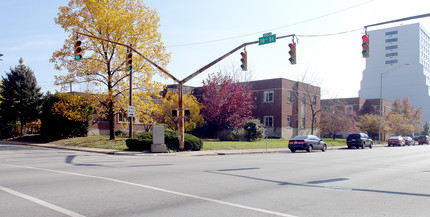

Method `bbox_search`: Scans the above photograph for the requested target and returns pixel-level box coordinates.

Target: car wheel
[361,142,366,149]
[290,149,296,153]
[347,145,351,149]
[307,145,313,152]
[322,145,327,152]
[369,142,373,149]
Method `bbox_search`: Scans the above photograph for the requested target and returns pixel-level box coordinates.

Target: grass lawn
[11,135,347,151]
[47,135,128,150]
[203,138,346,150]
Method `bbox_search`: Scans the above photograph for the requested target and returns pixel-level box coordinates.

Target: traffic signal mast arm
[75,32,181,83]
[182,34,296,83]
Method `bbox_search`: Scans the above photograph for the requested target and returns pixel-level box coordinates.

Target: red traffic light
[288,43,296,65]
[288,43,295,49]
[362,35,369,58]
[362,35,369,42]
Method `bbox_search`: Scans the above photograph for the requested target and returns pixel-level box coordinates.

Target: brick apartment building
[246,78,320,139]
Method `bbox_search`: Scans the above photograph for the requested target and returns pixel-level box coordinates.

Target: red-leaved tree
[202,72,255,129]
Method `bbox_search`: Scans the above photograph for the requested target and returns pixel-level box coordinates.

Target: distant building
[320,97,392,138]
[359,23,430,124]
[320,97,392,116]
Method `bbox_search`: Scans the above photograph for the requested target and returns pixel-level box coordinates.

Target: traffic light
[362,34,369,58]
[288,43,296,64]
[126,49,132,71]
[172,110,178,117]
[240,51,247,71]
[74,40,82,60]
[184,109,190,116]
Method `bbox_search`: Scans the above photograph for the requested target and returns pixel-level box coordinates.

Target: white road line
[0,185,85,217]
[0,163,296,217]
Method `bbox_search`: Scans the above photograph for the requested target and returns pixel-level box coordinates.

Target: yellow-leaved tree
[158,91,204,132]
[50,0,170,140]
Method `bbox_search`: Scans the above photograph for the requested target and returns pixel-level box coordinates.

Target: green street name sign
[259,33,276,45]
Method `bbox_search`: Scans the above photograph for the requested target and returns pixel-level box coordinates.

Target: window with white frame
[263,90,274,103]
[345,105,353,114]
[287,115,291,127]
[264,116,274,127]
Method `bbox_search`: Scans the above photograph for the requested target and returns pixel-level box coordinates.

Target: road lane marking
[0,185,85,217]
[0,163,296,217]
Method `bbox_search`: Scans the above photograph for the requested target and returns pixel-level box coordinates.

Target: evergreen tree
[0,58,42,136]
[423,121,429,136]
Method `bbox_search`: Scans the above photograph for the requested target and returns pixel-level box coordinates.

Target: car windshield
[348,134,360,139]
[390,136,401,139]
[292,135,308,140]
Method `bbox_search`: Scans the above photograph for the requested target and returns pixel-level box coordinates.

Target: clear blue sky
[1,0,430,98]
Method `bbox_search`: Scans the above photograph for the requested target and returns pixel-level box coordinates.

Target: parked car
[288,135,327,152]
[388,136,405,146]
[346,133,373,149]
[418,135,429,145]
[403,136,415,146]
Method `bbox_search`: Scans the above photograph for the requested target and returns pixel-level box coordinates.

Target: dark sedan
[288,135,327,152]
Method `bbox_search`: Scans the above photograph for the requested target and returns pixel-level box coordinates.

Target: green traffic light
[289,57,295,64]
[75,55,82,60]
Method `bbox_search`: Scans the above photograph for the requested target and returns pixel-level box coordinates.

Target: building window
[385,45,398,50]
[118,112,128,123]
[312,95,317,105]
[287,115,291,127]
[385,59,398,64]
[385,30,398,36]
[264,116,274,127]
[345,105,353,114]
[287,91,292,103]
[264,90,274,103]
[301,116,306,128]
[386,52,398,57]
[385,38,398,43]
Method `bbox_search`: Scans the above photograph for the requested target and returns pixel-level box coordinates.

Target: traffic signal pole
[76,32,295,150]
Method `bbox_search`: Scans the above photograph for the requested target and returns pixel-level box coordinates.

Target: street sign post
[259,33,276,45]
[127,106,135,117]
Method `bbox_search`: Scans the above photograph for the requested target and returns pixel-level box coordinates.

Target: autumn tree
[158,91,204,132]
[357,113,388,140]
[319,100,358,139]
[388,97,422,135]
[50,0,170,140]
[0,58,42,136]
[202,72,255,129]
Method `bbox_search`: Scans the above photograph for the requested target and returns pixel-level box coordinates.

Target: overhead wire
[166,0,374,48]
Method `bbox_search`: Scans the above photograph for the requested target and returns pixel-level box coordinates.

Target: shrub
[126,138,152,151]
[243,119,265,142]
[217,129,235,141]
[131,130,203,151]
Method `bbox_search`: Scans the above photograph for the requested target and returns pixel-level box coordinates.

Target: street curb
[1,140,387,157]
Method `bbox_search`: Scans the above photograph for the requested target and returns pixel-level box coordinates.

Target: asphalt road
[1,143,430,217]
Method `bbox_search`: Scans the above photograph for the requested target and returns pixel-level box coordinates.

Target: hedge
[126,130,203,151]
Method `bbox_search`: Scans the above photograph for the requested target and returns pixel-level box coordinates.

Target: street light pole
[378,63,410,144]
